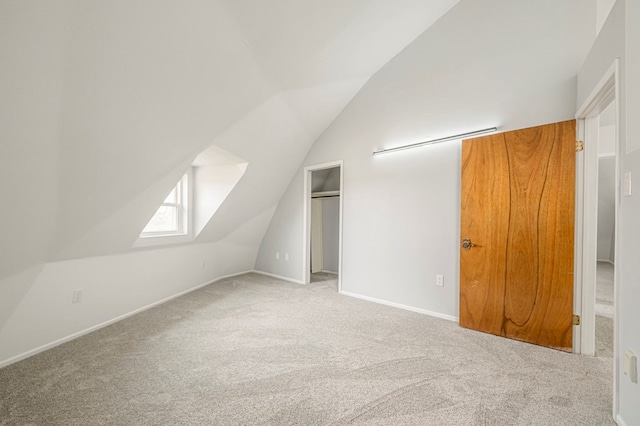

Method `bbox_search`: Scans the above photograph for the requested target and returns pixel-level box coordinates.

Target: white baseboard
[596,259,615,265]
[321,270,338,275]
[0,270,253,369]
[616,414,627,426]
[340,290,459,323]
[251,269,305,285]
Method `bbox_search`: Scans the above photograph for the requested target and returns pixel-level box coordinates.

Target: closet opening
[303,161,343,291]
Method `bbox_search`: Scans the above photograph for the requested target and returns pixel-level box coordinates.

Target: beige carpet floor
[0,273,615,425]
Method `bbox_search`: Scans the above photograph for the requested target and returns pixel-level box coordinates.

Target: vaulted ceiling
[1,0,461,278]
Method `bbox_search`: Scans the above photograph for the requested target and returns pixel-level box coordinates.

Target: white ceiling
[225,0,461,90]
[37,0,461,260]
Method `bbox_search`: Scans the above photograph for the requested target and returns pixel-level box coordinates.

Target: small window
[141,173,189,237]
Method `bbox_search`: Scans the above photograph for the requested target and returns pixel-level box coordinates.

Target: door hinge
[576,140,584,152]
[573,314,581,326]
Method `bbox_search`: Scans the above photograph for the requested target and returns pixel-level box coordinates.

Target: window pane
[164,187,177,204]
[142,205,178,233]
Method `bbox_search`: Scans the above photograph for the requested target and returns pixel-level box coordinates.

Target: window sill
[133,233,192,249]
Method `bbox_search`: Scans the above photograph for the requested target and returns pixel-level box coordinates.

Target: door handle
[461,238,475,251]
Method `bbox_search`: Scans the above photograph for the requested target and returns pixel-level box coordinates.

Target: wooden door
[459,120,576,351]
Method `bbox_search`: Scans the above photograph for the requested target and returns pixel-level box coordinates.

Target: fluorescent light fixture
[373,127,498,156]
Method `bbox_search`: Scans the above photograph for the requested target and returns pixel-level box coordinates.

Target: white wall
[577,0,640,423]
[256,0,595,319]
[311,167,341,193]
[0,209,272,367]
[0,241,256,366]
[254,174,305,281]
[597,0,617,35]
[598,120,616,263]
[192,163,248,238]
[321,168,341,193]
[621,0,640,421]
[599,124,617,154]
[322,197,340,274]
[597,156,616,262]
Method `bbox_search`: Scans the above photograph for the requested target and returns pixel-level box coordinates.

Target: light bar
[373,127,498,156]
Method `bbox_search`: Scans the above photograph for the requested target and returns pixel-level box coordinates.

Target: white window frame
[140,172,193,240]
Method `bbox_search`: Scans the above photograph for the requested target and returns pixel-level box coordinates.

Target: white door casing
[575,58,619,418]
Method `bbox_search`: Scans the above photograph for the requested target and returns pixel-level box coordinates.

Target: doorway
[575,59,619,418]
[303,161,343,290]
[595,101,616,359]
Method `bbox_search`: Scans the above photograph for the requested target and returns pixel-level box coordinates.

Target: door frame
[302,160,344,290]
[574,59,619,417]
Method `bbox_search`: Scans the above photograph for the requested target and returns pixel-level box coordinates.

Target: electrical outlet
[72,289,83,304]
[276,252,280,260]
[285,253,289,261]
[436,275,444,287]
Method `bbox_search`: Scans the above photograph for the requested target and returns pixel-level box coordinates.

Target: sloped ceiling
[0,2,70,279]
[43,0,461,260]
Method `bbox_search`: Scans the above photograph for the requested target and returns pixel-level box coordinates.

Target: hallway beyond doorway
[596,261,614,358]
